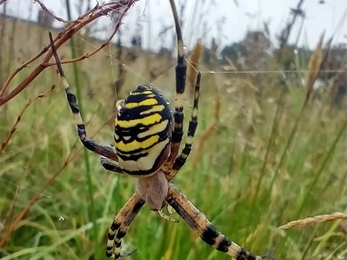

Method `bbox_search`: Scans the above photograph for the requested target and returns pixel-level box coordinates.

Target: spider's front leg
[49,32,119,161]
[166,185,274,260]
[106,191,145,259]
[100,156,123,173]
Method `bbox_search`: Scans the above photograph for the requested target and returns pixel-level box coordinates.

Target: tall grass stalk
[296,119,347,216]
[64,0,97,249]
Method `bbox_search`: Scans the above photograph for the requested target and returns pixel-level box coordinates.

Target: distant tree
[220,31,270,70]
[131,35,142,49]
[243,31,271,68]
[320,43,346,81]
[201,44,211,65]
[273,44,311,71]
[322,43,347,104]
[157,47,172,57]
[37,9,54,28]
[220,42,246,64]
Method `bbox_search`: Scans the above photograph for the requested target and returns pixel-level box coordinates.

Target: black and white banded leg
[166,185,274,260]
[49,32,119,161]
[163,0,187,169]
[106,192,145,259]
[168,72,201,181]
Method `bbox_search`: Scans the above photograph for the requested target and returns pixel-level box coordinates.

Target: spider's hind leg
[106,192,145,259]
[166,185,274,260]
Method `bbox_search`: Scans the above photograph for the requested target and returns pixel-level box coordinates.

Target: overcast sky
[2,0,347,51]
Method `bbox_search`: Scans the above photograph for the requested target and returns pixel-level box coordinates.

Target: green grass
[1,19,346,260]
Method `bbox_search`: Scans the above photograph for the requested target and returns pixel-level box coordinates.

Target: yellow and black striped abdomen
[114,85,172,176]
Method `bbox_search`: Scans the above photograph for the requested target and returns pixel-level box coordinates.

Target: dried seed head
[187,41,203,96]
[304,32,324,100]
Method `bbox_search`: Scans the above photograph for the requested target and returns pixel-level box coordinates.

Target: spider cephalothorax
[50,0,273,259]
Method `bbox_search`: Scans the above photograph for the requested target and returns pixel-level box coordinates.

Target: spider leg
[49,32,119,161]
[167,72,200,181]
[166,185,273,260]
[106,192,145,259]
[163,0,186,169]
[100,156,123,173]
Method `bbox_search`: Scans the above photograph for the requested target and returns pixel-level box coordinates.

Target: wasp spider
[49,0,273,259]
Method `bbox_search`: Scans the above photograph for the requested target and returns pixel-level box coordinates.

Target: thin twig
[34,0,70,24]
[0,0,139,106]
[278,0,305,49]
[0,85,56,153]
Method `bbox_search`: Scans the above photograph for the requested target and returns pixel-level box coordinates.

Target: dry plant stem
[0,85,56,153]
[34,0,70,24]
[0,112,116,247]
[2,149,34,230]
[187,41,202,96]
[0,158,78,248]
[0,0,139,106]
[268,35,325,193]
[278,212,347,229]
[278,0,304,49]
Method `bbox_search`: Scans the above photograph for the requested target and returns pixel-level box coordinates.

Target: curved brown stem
[0,0,140,106]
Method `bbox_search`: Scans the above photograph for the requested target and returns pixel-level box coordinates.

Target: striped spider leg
[106,192,145,258]
[49,33,120,165]
[160,0,200,182]
[167,186,274,260]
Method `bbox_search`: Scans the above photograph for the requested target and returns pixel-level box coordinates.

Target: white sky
[2,0,347,51]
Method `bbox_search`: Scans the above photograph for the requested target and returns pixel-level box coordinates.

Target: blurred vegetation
[0,2,347,260]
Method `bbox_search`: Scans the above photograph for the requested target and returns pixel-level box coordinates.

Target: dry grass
[304,33,324,101]
[279,212,347,229]
[187,41,202,96]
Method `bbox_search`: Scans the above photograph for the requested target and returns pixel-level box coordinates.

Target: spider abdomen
[114,85,173,176]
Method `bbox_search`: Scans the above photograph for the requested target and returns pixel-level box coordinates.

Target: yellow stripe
[124,98,158,109]
[117,135,159,152]
[118,139,170,172]
[140,104,165,115]
[137,120,168,139]
[130,90,153,95]
[117,113,162,128]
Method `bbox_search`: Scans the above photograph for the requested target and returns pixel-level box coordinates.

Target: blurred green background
[0,1,346,259]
